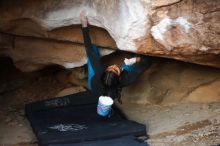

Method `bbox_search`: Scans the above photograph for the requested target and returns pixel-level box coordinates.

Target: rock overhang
[0,0,220,71]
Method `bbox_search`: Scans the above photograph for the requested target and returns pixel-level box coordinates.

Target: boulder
[0,0,220,71]
[0,33,114,72]
[121,59,220,105]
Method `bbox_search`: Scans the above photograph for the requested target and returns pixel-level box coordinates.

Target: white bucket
[97,96,113,117]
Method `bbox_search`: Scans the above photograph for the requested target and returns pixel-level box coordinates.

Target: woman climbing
[80,11,151,104]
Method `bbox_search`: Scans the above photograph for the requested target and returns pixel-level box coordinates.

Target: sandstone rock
[55,86,86,97]
[121,59,220,105]
[185,80,220,103]
[0,0,220,70]
[0,33,114,71]
[54,67,88,88]
[1,20,116,49]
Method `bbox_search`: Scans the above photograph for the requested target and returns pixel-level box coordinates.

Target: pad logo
[49,124,88,132]
[45,98,70,107]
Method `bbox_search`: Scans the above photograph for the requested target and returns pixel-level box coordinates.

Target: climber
[80,11,151,103]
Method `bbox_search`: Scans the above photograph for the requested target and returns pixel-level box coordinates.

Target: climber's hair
[102,70,119,88]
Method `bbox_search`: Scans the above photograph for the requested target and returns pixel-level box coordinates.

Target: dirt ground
[117,102,220,146]
[0,58,219,146]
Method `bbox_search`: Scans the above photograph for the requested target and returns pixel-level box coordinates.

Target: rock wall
[0,0,220,71]
[0,30,114,72]
[121,59,220,105]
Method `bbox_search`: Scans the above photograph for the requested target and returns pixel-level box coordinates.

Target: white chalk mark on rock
[151,17,192,51]
[151,17,172,41]
[199,46,209,51]
[63,59,87,69]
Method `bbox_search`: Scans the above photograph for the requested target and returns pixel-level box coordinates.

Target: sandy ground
[0,59,219,146]
[118,102,220,146]
[0,75,63,146]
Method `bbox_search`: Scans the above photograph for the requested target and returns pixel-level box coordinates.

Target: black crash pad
[26,104,146,145]
[26,91,98,111]
[49,136,149,146]
[25,91,146,146]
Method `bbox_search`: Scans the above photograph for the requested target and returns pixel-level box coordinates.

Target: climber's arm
[81,11,104,77]
[119,55,152,87]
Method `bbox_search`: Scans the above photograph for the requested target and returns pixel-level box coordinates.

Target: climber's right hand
[80,11,88,27]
